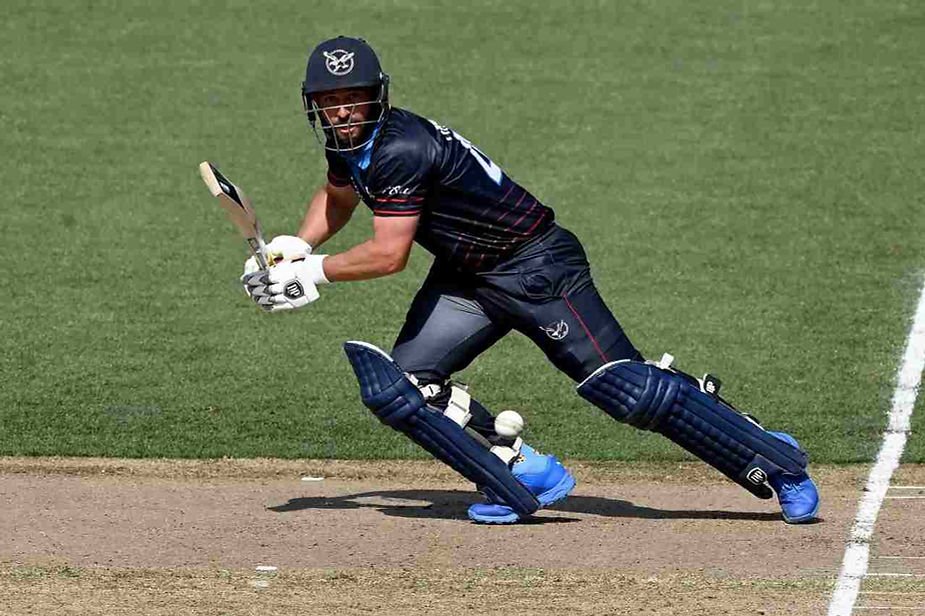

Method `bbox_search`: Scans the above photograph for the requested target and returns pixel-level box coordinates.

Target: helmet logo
[323,50,355,76]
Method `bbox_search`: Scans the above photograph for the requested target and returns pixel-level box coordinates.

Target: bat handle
[255,236,271,270]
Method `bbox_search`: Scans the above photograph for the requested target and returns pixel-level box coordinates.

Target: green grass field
[2,0,923,463]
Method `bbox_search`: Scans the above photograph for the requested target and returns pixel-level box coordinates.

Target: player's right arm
[296,180,360,249]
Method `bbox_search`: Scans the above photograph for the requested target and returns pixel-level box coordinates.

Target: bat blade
[198,161,269,270]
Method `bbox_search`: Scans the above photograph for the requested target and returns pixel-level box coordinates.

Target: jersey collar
[341,124,381,172]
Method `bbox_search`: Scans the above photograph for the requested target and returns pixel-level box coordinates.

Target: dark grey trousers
[391,225,642,440]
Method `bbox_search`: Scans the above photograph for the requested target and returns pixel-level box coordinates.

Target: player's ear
[379,72,390,104]
[301,85,315,122]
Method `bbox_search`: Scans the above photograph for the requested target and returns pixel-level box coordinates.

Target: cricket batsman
[242,36,820,524]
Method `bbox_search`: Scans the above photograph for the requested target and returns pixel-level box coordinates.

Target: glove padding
[241,256,327,312]
[242,235,313,301]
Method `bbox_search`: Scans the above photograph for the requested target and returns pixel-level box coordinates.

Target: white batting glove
[266,235,312,262]
[242,235,313,298]
[241,255,329,312]
[242,235,312,278]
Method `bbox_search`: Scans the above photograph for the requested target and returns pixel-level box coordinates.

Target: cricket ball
[494,410,524,438]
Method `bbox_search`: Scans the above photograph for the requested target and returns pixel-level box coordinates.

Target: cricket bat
[198,161,270,270]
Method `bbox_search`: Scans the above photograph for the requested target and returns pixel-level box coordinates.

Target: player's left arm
[242,135,429,310]
[320,213,419,281]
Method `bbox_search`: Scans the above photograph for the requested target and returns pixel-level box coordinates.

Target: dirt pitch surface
[2,458,923,615]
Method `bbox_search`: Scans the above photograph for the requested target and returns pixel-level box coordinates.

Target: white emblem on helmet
[323,50,355,76]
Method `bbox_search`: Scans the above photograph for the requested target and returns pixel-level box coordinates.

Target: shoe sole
[468,472,577,525]
[536,470,576,507]
[468,509,520,524]
[782,498,820,524]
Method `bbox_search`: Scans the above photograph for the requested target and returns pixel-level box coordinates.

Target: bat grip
[255,236,270,270]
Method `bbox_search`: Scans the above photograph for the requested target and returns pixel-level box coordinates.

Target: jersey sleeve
[324,150,353,188]
[366,140,433,217]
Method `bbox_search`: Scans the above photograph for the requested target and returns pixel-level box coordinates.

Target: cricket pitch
[2,458,923,615]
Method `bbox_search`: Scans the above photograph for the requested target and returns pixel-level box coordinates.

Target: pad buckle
[656,353,675,369]
[490,437,524,466]
[444,383,472,428]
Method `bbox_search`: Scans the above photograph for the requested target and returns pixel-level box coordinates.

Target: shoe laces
[772,473,805,496]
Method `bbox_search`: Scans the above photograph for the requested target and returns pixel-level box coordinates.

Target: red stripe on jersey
[462,239,475,265]
[473,183,517,225]
[562,293,608,363]
[506,199,538,233]
[372,208,422,216]
[499,183,516,204]
[494,189,527,225]
[374,196,425,203]
[522,209,550,236]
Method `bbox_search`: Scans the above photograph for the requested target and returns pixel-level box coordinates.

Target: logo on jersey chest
[541,320,569,341]
[323,50,355,76]
[384,185,413,196]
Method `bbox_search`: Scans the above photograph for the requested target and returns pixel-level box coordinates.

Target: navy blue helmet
[301,36,390,152]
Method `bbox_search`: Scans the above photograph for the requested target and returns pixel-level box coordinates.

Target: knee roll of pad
[577,358,808,499]
[343,341,539,516]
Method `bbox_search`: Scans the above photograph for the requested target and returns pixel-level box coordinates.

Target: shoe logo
[323,50,355,76]
[746,467,768,485]
[541,320,569,341]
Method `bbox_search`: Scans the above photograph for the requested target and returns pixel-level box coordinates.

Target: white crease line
[884,495,925,499]
[856,608,925,612]
[889,486,925,489]
[865,573,925,578]
[827,274,925,616]
[860,591,925,595]
[875,556,925,560]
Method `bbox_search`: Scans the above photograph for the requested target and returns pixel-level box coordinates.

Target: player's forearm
[321,239,409,282]
[297,187,355,249]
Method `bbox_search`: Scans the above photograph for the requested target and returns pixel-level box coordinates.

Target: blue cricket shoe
[768,431,820,524]
[468,444,576,524]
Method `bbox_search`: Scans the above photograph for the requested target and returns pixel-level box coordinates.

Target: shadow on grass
[267,489,784,523]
